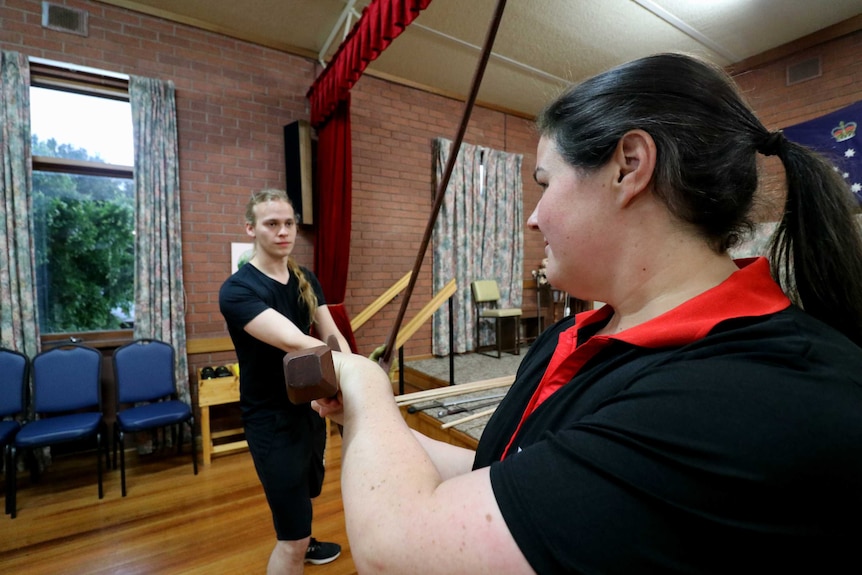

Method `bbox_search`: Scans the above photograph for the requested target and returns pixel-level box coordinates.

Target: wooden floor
[0,431,357,574]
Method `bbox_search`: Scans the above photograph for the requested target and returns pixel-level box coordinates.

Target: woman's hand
[311,351,393,424]
[312,393,344,423]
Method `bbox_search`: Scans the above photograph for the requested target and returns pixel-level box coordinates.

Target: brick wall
[2,0,860,363]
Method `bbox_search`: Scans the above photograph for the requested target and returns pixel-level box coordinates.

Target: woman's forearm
[411,430,477,480]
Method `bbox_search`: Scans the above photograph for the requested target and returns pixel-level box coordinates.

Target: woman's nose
[526,205,540,230]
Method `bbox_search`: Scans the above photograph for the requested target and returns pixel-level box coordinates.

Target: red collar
[576,256,790,348]
[501,257,790,459]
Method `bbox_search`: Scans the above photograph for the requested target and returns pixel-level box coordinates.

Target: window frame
[30,62,136,349]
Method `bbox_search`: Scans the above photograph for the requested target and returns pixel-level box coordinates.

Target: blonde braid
[287,256,318,323]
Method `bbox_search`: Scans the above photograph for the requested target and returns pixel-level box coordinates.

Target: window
[29,63,135,337]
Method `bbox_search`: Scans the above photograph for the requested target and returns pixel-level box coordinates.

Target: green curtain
[432,138,523,355]
[0,51,40,360]
[129,76,189,406]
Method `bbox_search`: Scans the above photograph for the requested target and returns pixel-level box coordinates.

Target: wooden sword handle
[283,345,338,404]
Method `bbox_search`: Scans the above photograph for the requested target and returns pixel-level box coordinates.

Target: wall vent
[42,2,88,37]
[786,57,821,86]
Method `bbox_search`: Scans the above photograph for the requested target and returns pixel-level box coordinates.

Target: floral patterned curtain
[129,76,189,404]
[432,137,523,355]
[0,51,40,360]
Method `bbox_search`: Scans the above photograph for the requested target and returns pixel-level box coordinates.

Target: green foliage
[32,136,135,333]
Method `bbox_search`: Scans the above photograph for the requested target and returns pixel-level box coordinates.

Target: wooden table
[197,372,247,465]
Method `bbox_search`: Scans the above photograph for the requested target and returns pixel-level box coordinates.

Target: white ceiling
[98,0,862,117]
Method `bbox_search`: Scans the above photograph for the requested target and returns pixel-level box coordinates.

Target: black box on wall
[284,120,315,225]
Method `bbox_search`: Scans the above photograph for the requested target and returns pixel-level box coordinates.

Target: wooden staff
[395,375,514,407]
[441,406,499,430]
[378,0,509,371]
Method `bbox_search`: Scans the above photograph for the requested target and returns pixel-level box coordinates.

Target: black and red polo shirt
[474,257,862,573]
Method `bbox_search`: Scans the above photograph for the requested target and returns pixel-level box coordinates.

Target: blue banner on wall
[782,101,861,205]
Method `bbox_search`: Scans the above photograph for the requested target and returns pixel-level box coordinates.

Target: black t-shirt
[474,306,862,573]
[219,263,326,420]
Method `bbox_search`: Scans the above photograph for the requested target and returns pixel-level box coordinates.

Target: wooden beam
[441,405,498,429]
[350,271,412,332]
[395,278,457,350]
[395,374,514,406]
[379,0,509,370]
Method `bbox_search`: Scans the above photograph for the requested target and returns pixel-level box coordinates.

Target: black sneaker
[305,537,341,565]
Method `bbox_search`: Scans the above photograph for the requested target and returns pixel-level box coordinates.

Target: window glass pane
[30,86,133,165]
[33,171,135,333]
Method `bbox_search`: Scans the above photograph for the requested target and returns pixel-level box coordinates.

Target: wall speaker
[284,120,315,225]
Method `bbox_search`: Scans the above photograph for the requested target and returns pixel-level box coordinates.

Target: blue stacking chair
[112,339,197,497]
[1,348,29,517]
[8,344,108,518]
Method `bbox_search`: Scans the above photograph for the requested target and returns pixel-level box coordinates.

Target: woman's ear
[613,129,657,208]
[245,222,256,238]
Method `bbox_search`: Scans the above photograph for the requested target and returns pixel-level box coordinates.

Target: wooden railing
[392,277,456,351]
[350,271,411,333]
[369,278,458,393]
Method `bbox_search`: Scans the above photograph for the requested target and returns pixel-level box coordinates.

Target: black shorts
[244,408,326,540]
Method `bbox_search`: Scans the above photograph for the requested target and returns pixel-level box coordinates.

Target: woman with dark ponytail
[219,189,348,573]
[313,54,862,574]
[532,52,862,346]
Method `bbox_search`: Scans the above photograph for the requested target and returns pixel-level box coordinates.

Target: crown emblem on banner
[832,121,857,142]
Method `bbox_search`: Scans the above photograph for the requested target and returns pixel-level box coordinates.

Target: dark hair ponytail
[768,139,862,346]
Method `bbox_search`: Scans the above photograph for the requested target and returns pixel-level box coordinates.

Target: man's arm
[244,308,324,352]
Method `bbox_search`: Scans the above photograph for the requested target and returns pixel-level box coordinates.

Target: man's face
[246,199,297,259]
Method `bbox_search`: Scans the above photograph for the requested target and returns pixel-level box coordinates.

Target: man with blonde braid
[220,189,349,574]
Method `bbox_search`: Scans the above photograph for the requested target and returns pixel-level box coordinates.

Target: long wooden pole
[394,374,514,406]
[441,406,499,429]
[378,0,509,371]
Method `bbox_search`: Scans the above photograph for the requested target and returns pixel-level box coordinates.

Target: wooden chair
[470,280,522,358]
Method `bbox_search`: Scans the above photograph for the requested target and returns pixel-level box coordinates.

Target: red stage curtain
[307,0,432,353]
[325,303,359,353]
[308,0,432,127]
[314,98,357,352]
